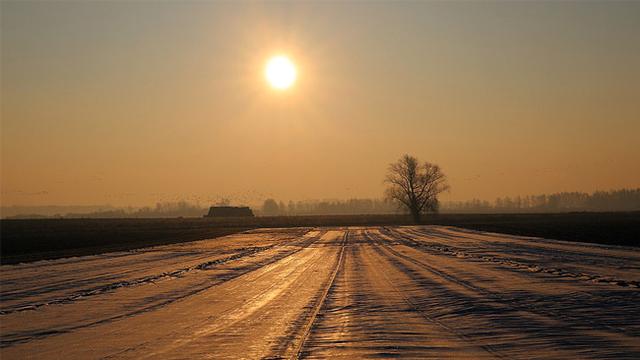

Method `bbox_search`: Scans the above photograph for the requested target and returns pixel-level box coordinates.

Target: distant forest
[262,188,640,216]
[2,189,639,219]
[443,188,640,213]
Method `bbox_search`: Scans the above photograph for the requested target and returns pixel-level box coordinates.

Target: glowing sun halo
[265,56,297,90]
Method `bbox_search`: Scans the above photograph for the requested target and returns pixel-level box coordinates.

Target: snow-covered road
[2,226,639,359]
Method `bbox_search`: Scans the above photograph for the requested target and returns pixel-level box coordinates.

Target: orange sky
[2,2,639,206]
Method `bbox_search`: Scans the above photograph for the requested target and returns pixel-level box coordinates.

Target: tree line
[6,189,638,219]
[259,189,640,216]
[444,188,640,213]
[260,198,397,216]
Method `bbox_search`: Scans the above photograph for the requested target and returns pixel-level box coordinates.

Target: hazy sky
[2,1,639,206]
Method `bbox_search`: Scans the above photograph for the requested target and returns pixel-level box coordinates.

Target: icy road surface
[1,226,639,359]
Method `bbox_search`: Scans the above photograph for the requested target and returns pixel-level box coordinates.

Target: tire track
[1,230,313,306]
[128,236,336,359]
[366,243,507,359]
[368,230,638,338]
[0,230,328,348]
[1,245,276,315]
[291,231,347,360]
[262,230,348,360]
[388,227,640,289]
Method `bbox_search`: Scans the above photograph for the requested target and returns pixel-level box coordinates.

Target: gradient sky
[2,1,639,207]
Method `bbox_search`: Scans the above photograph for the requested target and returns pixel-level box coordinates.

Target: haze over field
[2,2,639,207]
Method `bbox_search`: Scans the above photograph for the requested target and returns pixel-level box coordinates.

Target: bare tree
[262,198,280,216]
[385,154,449,223]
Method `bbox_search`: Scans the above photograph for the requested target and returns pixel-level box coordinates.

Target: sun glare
[265,55,297,90]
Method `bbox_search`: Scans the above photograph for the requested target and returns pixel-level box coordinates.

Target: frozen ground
[1,226,639,359]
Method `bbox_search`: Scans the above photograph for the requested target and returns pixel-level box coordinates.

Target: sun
[265,55,297,90]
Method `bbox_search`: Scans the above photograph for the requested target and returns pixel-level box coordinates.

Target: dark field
[1,212,638,264]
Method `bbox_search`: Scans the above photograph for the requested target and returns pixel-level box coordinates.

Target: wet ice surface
[1,226,639,359]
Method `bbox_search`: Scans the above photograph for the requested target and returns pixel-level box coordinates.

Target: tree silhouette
[385,154,449,223]
[262,199,280,216]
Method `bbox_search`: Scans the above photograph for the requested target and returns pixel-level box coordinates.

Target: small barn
[205,206,254,218]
